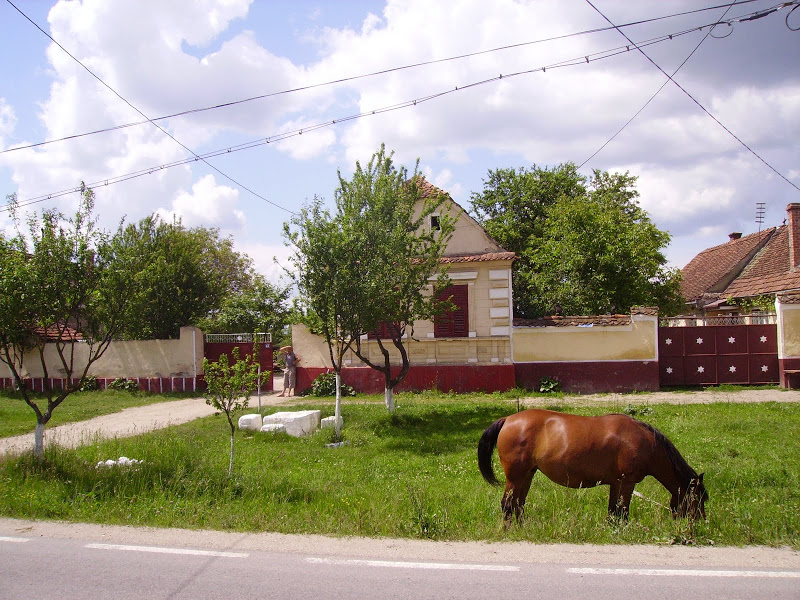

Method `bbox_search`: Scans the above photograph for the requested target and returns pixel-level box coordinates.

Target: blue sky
[1,0,798,285]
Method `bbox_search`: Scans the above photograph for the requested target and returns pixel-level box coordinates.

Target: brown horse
[478,409,707,523]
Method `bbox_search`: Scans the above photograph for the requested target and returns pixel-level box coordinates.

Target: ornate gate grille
[659,323,778,386]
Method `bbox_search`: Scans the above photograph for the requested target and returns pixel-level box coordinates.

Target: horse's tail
[478,417,506,486]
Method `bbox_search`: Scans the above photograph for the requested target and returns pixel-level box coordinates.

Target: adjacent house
[292,179,517,393]
[679,203,800,319]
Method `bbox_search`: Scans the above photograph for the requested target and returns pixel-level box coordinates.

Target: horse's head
[676,473,708,520]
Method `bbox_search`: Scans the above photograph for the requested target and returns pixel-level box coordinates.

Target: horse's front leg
[607,480,635,521]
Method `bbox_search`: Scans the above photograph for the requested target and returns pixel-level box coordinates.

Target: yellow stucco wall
[778,303,800,358]
[512,316,658,363]
[0,326,203,379]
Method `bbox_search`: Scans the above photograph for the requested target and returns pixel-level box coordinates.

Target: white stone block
[238,413,263,431]
[262,410,322,437]
[260,423,286,434]
[321,416,341,429]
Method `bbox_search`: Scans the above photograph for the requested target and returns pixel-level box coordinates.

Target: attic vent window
[430,215,440,231]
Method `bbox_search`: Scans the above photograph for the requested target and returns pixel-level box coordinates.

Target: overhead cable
[584,0,800,193]
[5,0,295,214]
[0,0,779,156]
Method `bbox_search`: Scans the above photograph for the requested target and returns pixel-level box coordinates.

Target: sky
[1,0,798,287]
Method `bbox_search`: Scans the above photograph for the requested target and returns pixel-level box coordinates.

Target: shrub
[79,375,99,392]
[538,376,561,394]
[308,371,356,397]
[108,378,139,392]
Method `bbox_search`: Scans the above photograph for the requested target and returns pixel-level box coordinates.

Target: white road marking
[307,557,519,572]
[86,543,248,558]
[0,536,30,543]
[567,567,800,579]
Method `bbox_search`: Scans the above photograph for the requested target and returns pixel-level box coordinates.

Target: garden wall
[0,326,203,392]
[512,308,660,393]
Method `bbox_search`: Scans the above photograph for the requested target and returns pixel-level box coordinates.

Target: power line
[5,0,295,214]
[5,1,797,213]
[0,0,772,156]
[3,21,723,213]
[579,0,740,168]
[584,0,800,193]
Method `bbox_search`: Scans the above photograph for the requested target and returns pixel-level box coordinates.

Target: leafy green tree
[471,163,682,318]
[336,146,453,412]
[197,275,291,344]
[111,215,255,339]
[0,186,136,458]
[284,199,360,436]
[202,346,260,476]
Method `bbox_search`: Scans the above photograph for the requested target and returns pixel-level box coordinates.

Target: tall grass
[0,398,797,547]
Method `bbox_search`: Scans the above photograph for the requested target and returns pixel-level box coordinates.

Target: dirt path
[2,388,798,457]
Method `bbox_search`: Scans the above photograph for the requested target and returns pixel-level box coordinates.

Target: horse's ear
[698,473,704,483]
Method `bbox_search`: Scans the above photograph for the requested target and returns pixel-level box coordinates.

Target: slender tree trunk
[34,421,46,459]
[384,386,395,413]
[334,371,343,439]
[228,431,235,477]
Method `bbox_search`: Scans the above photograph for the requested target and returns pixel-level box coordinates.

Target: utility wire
[3,21,721,212]
[0,0,774,156]
[5,3,796,213]
[584,0,800,193]
[579,0,739,168]
[5,0,296,214]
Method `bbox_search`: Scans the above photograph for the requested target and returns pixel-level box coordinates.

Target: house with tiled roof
[680,203,800,316]
[292,179,517,393]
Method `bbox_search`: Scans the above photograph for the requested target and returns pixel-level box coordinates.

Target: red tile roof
[680,228,775,302]
[681,220,800,304]
[514,314,632,327]
[34,324,84,342]
[440,251,516,264]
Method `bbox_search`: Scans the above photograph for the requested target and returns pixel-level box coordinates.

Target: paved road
[1,519,798,600]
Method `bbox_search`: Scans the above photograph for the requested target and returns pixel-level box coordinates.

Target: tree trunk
[228,432,235,477]
[384,386,395,413]
[34,421,45,459]
[334,372,343,439]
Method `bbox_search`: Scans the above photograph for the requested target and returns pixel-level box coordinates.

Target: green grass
[0,389,196,438]
[1,397,797,547]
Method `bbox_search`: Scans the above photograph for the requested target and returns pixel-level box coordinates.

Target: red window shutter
[368,321,398,339]
[435,285,469,338]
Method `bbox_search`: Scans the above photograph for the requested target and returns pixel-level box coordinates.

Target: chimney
[728,232,742,241]
[789,203,800,270]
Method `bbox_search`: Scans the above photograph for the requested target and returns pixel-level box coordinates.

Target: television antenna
[756,202,766,232]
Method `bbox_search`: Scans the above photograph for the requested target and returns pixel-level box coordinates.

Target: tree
[202,346,260,477]
[284,199,359,437]
[196,275,291,344]
[110,215,255,339]
[0,186,136,458]
[336,147,453,412]
[471,164,682,318]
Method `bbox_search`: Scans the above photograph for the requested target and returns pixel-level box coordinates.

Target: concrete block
[262,410,321,437]
[260,423,286,434]
[238,413,263,431]
[321,416,341,429]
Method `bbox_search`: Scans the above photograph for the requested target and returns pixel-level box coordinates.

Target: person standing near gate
[277,345,299,397]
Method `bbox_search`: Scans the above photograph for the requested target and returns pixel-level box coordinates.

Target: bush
[108,378,139,393]
[308,371,356,397]
[538,376,561,394]
[79,375,99,392]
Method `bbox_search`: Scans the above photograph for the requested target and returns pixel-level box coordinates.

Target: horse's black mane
[634,419,697,483]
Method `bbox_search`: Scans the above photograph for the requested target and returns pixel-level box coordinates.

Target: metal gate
[203,333,274,391]
[659,324,778,386]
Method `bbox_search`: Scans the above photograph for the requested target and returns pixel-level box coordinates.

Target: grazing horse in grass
[478,409,707,523]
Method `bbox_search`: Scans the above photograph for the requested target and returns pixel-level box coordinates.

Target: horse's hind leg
[501,469,536,525]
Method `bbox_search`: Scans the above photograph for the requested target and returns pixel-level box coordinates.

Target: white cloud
[155,174,244,230]
[0,98,16,150]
